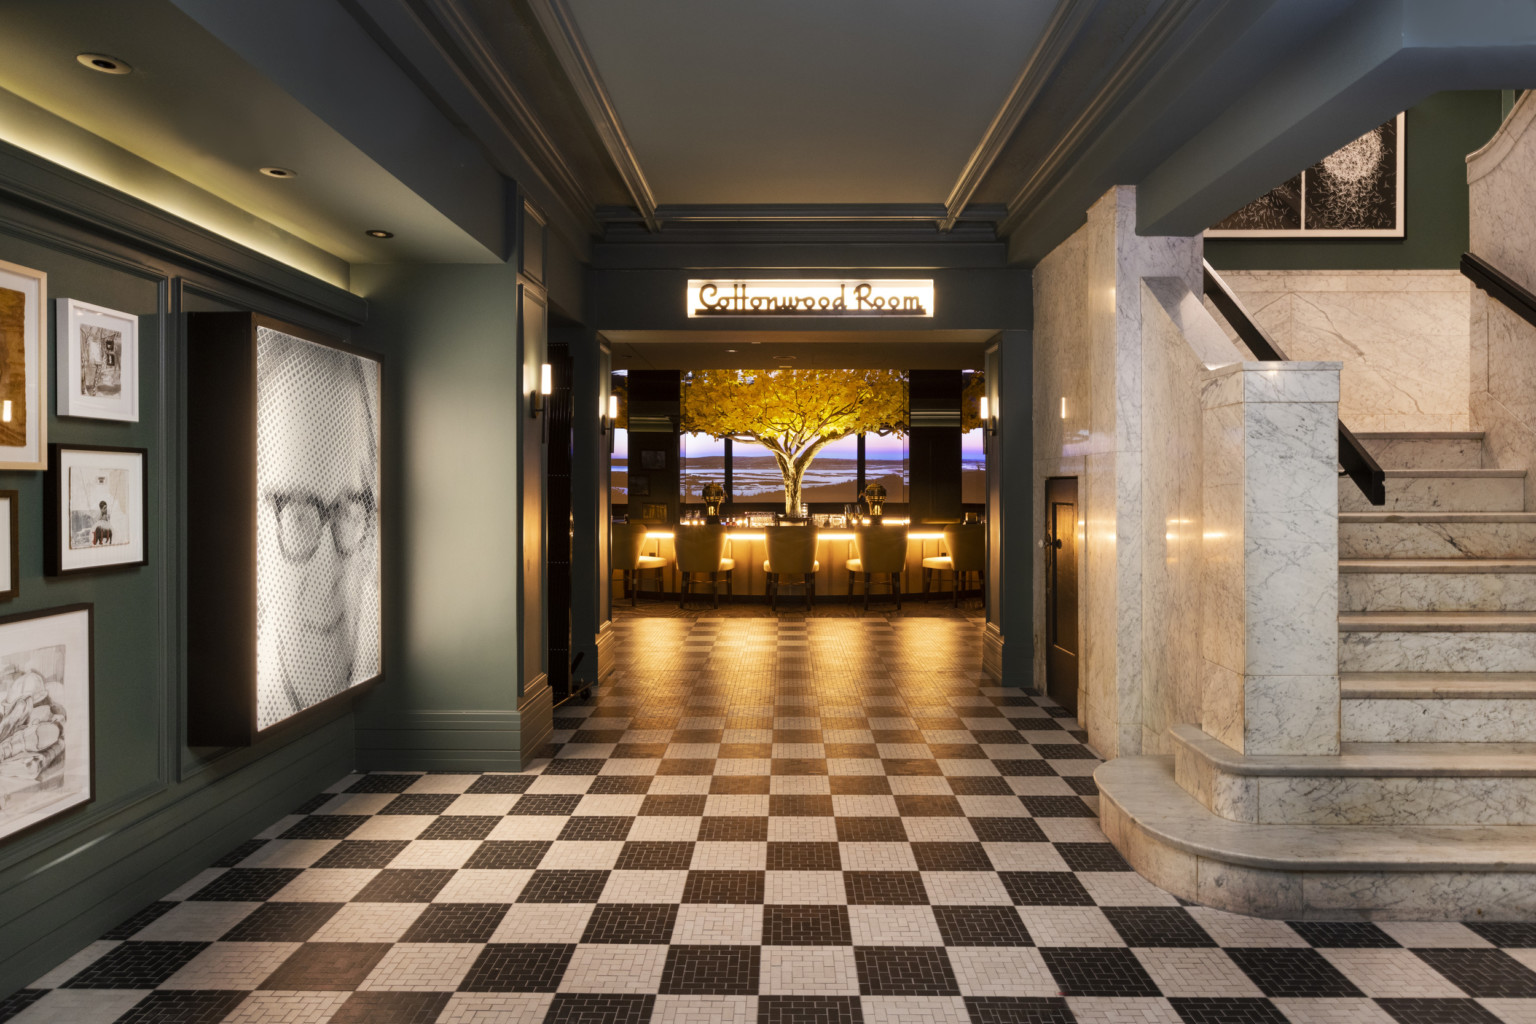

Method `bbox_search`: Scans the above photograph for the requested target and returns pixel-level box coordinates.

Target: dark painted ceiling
[606,330,994,370]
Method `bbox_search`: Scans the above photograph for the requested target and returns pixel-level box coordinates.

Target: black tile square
[1064,776,1099,797]
[545,994,656,1024]
[1018,796,1095,818]
[512,794,584,816]
[1103,907,1215,947]
[459,943,576,992]
[545,758,607,776]
[582,903,679,944]
[1035,744,1095,760]
[893,795,964,817]
[1224,947,1364,998]
[559,816,635,841]
[211,840,269,868]
[378,793,456,816]
[911,842,992,872]
[259,942,392,990]
[464,840,552,870]
[0,990,46,1021]
[399,902,509,942]
[518,869,611,903]
[102,902,178,940]
[683,870,764,904]
[962,997,1074,1024]
[844,871,928,905]
[328,991,453,1024]
[1467,922,1536,947]
[417,815,500,841]
[763,905,852,945]
[1167,998,1291,1024]
[222,902,342,942]
[1412,948,1536,997]
[346,774,420,793]
[112,990,249,1024]
[352,869,456,903]
[767,841,842,871]
[829,776,892,795]
[1054,843,1130,873]
[466,774,537,794]
[947,776,1014,796]
[1288,921,1400,948]
[612,743,670,760]
[994,761,1057,777]
[590,776,655,795]
[188,868,302,902]
[61,941,208,989]
[658,759,717,776]
[641,794,708,817]
[279,815,367,841]
[1376,998,1505,1024]
[770,794,835,817]
[836,818,908,843]
[615,840,696,871]
[932,905,1033,947]
[315,840,411,869]
[1038,947,1160,997]
[970,818,1048,843]
[999,872,1095,907]
[699,817,769,842]
[759,995,863,1024]
[711,776,773,794]
[854,946,958,995]
[660,945,761,995]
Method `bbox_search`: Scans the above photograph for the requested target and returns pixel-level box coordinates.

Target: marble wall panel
[1242,674,1339,757]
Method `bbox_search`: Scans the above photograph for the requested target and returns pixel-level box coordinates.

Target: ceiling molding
[598,203,1008,226]
[939,0,1098,232]
[526,0,660,232]
[997,0,1212,238]
[414,0,596,227]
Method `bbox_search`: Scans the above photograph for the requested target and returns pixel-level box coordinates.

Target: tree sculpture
[681,369,908,514]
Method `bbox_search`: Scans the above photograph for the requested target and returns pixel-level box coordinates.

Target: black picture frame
[0,603,94,845]
[185,313,384,747]
[43,443,149,577]
[640,449,666,470]
[0,490,18,601]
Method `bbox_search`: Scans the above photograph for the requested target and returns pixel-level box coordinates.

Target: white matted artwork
[1207,113,1405,238]
[46,444,148,575]
[255,326,381,732]
[0,490,17,601]
[0,259,47,469]
[55,298,139,421]
[0,604,93,844]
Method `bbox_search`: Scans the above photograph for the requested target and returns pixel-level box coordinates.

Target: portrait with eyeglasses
[254,327,381,730]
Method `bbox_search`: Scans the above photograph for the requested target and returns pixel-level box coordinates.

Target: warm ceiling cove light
[77,53,131,74]
[365,229,394,239]
[259,166,297,179]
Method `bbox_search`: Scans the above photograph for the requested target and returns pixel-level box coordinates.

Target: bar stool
[847,523,908,610]
[675,524,734,608]
[922,523,985,606]
[763,524,820,611]
[612,522,668,605]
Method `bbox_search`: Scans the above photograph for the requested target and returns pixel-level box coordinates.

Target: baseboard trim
[517,674,553,770]
[982,622,1005,683]
[356,709,522,772]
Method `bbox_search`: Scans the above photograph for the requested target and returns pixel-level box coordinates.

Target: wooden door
[1045,477,1079,714]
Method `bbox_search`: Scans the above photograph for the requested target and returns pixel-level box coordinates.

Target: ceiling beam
[939,0,1098,232]
[526,0,660,232]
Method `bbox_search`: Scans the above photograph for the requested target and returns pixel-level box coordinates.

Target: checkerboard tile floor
[9,615,1536,1023]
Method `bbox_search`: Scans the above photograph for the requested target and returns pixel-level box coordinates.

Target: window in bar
[961,428,986,504]
[864,431,909,503]
[728,435,783,502]
[802,433,858,505]
[680,431,726,501]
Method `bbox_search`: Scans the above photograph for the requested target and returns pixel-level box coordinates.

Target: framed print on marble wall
[0,490,18,601]
[186,313,382,746]
[44,444,149,576]
[0,604,93,845]
[1207,113,1405,238]
[55,298,139,421]
[0,259,47,470]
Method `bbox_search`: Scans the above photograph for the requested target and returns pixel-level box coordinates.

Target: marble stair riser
[1343,697,1536,742]
[1355,437,1485,469]
[1339,520,1536,558]
[1339,571,1536,612]
[1339,630,1536,672]
[1338,474,1525,512]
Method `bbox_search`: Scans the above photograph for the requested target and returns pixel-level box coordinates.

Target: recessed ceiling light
[365,229,394,239]
[77,53,131,75]
[725,349,736,353]
[778,364,794,369]
[259,166,297,179]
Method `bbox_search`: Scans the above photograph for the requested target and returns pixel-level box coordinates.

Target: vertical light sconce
[531,362,552,417]
[979,395,995,436]
[1060,396,1067,420]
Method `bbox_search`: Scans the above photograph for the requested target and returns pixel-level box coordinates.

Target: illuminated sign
[688,279,934,317]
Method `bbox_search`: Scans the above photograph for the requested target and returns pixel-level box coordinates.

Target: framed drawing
[0,259,47,469]
[45,444,148,576]
[640,449,667,470]
[56,298,139,421]
[187,313,382,746]
[0,490,17,601]
[0,604,93,844]
[1208,113,1405,238]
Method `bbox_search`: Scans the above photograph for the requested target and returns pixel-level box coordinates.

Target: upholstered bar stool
[612,522,668,606]
[675,524,734,608]
[922,523,985,606]
[847,523,908,610]
[763,524,820,611]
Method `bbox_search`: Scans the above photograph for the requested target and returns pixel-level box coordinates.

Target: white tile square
[406,774,477,794]
[558,944,667,993]
[692,842,767,871]
[759,946,860,995]
[1064,996,1183,1024]
[1020,907,1125,946]
[833,796,900,818]
[271,868,378,903]
[982,842,1069,872]
[1375,921,1494,948]
[538,841,625,870]
[704,795,770,817]
[434,869,532,903]
[388,840,480,870]
[445,794,520,816]
[1269,998,1398,1024]
[130,901,262,941]
[436,992,553,1024]
[221,991,353,1024]
[921,872,1013,906]
[9,989,147,1024]
[1078,872,1180,907]
[651,995,757,1024]
[947,947,1058,996]
[764,871,846,905]
[1133,948,1262,998]
[573,795,645,816]
[859,995,971,1024]
[840,842,917,872]
[29,942,120,988]
[1320,948,1464,998]
[600,869,689,903]
[489,904,594,943]
[767,818,838,842]
[672,905,762,945]
[488,816,569,842]
[311,902,427,943]
[358,942,481,991]
[349,815,434,841]
[162,941,299,990]
[847,906,943,946]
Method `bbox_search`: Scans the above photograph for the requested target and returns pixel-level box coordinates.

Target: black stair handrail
[1202,260,1386,506]
[1462,251,1536,332]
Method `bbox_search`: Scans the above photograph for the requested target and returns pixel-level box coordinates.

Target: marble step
[1170,723,1536,826]
[1339,612,1536,672]
[1354,431,1485,470]
[1098,753,1536,920]
[1341,672,1536,742]
[1339,469,1525,513]
[1338,558,1536,612]
[1339,511,1536,559]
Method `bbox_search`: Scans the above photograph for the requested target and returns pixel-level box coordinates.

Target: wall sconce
[530,362,552,418]
[602,393,618,433]
[979,395,996,436]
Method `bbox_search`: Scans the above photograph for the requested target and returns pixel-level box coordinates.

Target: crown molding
[526,0,660,232]
[598,203,1007,228]
[939,0,1098,232]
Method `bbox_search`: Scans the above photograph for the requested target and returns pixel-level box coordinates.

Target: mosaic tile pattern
[10,615,1536,1023]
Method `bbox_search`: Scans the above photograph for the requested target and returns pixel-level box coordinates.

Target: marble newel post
[1199,362,1340,756]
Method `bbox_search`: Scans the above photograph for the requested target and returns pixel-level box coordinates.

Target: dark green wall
[0,146,366,998]
[1205,91,1505,271]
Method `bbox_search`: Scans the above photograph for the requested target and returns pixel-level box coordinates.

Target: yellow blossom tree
[682,369,908,514]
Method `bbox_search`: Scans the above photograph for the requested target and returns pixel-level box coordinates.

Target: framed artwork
[639,449,667,470]
[0,259,47,470]
[56,298,139,421]
[45,444,148,576]
[187,314,382,745]
[0,604,93,844]
[1208,113,1405,238]
[640,503,669,522]
[0,490,17,601]
[629,475,649,497]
